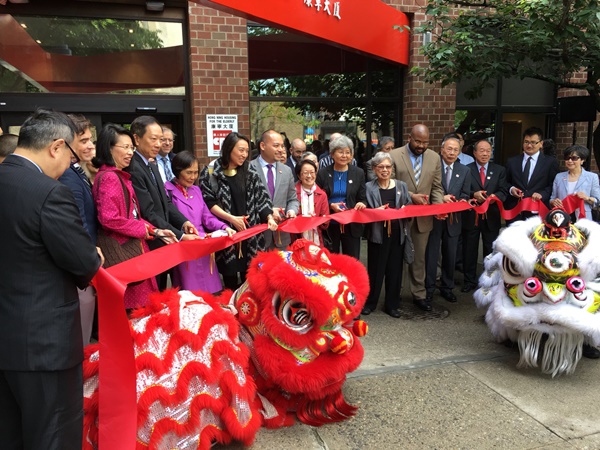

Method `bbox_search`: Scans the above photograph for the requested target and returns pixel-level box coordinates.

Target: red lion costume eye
[274,294,313,333]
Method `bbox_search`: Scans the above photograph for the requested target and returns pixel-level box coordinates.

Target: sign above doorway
[197,0,410,66]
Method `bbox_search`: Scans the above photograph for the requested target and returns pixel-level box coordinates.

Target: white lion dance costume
[475,209,600,376]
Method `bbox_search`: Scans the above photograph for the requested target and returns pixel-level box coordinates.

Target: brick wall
[188,5,249,165]
[385,1,457,148]
[555,72,599,171]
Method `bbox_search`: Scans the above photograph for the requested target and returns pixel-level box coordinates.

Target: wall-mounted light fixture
[422,32,432,46]
[146,1,165,12]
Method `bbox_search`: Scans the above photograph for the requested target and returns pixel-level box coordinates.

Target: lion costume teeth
[82,239,369,448]
[474,209,600,377]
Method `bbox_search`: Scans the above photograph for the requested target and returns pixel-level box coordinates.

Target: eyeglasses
[65,140,80,164]
[163,139,175,144]
[410,137,429,147]
[523,140,540,146]
[335,150,352,156]
[300,171,316,177]
[376,165,392,170]
[113,144,135,151]
[565,155,581,161]
[54,138,79,164]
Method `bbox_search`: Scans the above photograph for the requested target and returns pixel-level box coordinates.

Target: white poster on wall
[206,114,238,157]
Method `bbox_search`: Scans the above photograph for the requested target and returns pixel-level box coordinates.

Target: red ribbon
[94,194,585,449]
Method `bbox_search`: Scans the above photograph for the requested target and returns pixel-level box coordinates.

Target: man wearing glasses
[156,126,176,183]
[58,114,98,346]
[390,124,444,312]
[504,127,559,224]
[0,109,103,449]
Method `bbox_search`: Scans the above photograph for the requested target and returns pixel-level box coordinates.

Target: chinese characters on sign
[304,0,341,19]
[206,114,238,157]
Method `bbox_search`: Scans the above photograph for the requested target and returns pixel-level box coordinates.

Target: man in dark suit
[505,126,559,224]
[285,138,306,181]
[250,129,298,249]
[425,136,471,303]
[58,114,98,345]
[390,124,444,311]
[461,139,509,293]
[128,116,198,290]
[0,109,102,449]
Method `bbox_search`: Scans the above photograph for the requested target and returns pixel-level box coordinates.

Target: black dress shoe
[583,344,600,359]
[361,306,373,316]
[413,299,432,312]
[441,290,457,303]
[385,309,401,318]
[461,284,476,293]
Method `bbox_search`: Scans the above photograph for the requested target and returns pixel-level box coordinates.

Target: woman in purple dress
[165,151,235,293]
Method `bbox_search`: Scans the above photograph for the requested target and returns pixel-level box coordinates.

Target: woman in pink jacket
[92,124,176,309]
[165,151,235,293]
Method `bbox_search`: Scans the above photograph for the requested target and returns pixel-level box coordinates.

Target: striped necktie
[414,157,421,185]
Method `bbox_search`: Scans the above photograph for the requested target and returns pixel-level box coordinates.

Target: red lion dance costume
[83,239,369,449]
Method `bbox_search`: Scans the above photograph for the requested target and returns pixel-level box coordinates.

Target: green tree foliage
[414,0,600,111]
[15,16,164,56]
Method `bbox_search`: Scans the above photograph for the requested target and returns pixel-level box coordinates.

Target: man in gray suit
[0,110,103,449]
[251,130,299,249]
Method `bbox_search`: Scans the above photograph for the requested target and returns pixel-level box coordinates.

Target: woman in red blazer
[294,159,329,247]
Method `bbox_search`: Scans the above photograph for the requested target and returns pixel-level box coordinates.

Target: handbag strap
[96,170,131,218]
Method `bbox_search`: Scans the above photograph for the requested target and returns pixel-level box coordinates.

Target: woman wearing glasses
[92,124,176,310]
[294,159,329,246]
[361,152,412,318]
[316,135,366,258]
[550,145,600,221]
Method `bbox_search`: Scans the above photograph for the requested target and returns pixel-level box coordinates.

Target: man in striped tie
[390,124,444,311]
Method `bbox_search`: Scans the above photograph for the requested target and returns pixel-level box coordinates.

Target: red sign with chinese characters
[196,0,410,66]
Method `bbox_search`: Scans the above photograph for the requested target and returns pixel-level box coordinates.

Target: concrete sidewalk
[218,283,600,450]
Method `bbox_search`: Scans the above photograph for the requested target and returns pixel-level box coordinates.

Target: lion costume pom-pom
[82,239,369,448]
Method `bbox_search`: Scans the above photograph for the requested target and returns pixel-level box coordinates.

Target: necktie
[161,156,174,182]
[266,164,275,198]
[73,163,92,190]
[479,166,486,186]
[148,161,159,187]
[445,165,452,189]
[414,157,421,185]
[523,156,532,184]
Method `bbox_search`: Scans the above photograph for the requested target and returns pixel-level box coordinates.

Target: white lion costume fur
[474,212,600,376]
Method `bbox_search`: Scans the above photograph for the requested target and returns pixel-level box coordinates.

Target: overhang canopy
[198,0,410,67]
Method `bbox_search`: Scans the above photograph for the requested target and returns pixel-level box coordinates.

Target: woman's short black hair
[563,145,589,162]
[295,158,318,178]
[92,123,134,169]
[171,150,198,178]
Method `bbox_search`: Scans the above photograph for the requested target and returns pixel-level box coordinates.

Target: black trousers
[365,230,404,312]
[0,364,83,450]
[463,225,498,286]
[425,223,460,296]
[327,222,361,259]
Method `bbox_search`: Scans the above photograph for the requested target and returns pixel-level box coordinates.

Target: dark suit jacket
[504,152,560,210]
[129,152,188,246]
[0,155,101,371]
[285,157,299,182]
[59,164,98,244]
[435,160,471,237]
[463,162,508,232]
[389,144,444,233]
[316,164,366,238]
